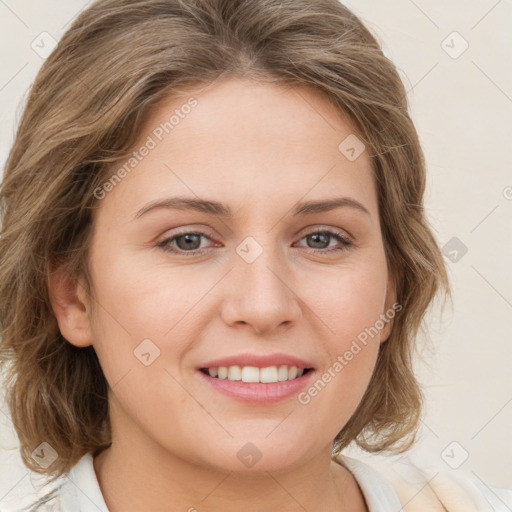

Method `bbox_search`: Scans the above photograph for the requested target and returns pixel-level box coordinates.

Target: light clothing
[0,450,510,511]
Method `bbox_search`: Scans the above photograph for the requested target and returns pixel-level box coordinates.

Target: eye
[295,229,352,254]
[157,231,214,256]
[157,227,352,256]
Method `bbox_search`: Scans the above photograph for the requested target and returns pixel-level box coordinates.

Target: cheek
[89,246,206,338]
[298,318,381,442]
[86,248,217,394]
[303,259,389,341]
[296,261,387,419]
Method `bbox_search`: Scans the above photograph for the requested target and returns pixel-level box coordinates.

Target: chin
[188,434,320,475]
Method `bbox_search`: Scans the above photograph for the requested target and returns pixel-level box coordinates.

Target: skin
[49,77,397,512]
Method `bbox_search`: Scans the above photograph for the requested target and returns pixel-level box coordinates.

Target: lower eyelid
[158,230,352,253]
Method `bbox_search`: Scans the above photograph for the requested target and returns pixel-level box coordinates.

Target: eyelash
[156,228,353,256]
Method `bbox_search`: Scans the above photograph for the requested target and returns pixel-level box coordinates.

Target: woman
[0,0,503,510]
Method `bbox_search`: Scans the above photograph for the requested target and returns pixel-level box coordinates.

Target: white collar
[335,454,403,511]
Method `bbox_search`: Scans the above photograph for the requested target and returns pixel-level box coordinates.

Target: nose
[220,243,303,335]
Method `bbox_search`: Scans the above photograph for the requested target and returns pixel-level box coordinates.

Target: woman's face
[60,77,396,472]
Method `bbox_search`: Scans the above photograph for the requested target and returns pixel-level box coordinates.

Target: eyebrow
[133,196,371,219]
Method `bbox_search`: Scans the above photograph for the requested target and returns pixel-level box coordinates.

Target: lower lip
[197,370,314,404]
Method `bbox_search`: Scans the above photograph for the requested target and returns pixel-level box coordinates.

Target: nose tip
[220,255,302,335]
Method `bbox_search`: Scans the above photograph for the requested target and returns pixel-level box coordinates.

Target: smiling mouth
[200,365,313,383]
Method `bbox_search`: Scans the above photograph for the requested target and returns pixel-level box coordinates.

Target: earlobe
[47,263,94,348]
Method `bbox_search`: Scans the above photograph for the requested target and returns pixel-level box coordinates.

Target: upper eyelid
[162,225,350,237]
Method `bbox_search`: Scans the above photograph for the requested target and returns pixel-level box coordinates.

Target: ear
[380,266,399,343]
[47,263,94,348]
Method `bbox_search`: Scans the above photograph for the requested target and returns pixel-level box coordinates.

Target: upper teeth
[207,365,305,383]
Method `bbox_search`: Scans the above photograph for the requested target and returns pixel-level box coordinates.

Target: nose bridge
[220,234,302,333]
[240,241,288,300]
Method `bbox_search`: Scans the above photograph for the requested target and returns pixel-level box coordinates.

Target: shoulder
[335,451,512,512]
[0,449,108,512]
[0,448,64,511]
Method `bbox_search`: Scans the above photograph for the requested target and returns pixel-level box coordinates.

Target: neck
[95,447,364,512]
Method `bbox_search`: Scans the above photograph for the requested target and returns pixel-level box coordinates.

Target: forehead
[98,77,378,222]
[143,77,361,155]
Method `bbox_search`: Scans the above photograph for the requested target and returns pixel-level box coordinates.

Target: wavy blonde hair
[0,0,450,481]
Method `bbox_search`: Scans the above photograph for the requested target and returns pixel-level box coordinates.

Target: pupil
[310,233,328,248]
[178,234,200,250]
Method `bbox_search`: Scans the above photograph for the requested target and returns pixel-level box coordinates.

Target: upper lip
[199,353,315,370]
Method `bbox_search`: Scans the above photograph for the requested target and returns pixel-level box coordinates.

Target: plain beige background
[1,0,511,498]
